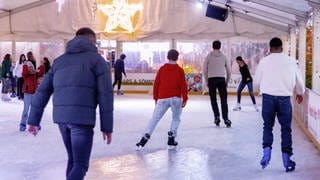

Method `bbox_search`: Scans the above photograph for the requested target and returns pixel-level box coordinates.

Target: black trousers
[113,74,122,90]
[17,77,24,99]
[208,77,229,120]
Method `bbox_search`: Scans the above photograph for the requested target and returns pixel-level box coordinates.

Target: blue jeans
[1,78,10,94]
[58,123,94,180]
[145,97,182,137]
[237,81,256,104]
[262,94,293,155]
[20,93,33,127]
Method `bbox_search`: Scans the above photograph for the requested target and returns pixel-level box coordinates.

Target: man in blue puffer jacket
[27,27,114,180]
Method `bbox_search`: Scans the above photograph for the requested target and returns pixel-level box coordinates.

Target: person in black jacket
[233,56,258,111]
[113,54,127,95]
[27,27,113,180]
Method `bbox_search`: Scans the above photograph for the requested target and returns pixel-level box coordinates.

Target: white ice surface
[0,94,319,180]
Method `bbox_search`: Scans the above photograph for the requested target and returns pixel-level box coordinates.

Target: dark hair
[269,37,282,48]
[26,51,36,69]
[212,40,221,50]
[76,27,96,36]
[4,53,11,61]
[236,56,243,61]
[167,49,179,61]
[19,54,26,64]
[120,54,126,60]
[43,57,51,73]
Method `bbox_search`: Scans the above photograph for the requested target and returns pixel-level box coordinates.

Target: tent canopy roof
[0,0,317,41]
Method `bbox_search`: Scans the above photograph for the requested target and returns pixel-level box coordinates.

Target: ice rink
[0,94,319,180]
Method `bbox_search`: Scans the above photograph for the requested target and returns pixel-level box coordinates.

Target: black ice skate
[136,133,150,150]
[214,117,220,127]
[224,119,232,128]
[167,131,178,149]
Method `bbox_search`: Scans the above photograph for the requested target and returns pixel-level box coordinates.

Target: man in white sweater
[255,37,305,172]
[203,40,232,127]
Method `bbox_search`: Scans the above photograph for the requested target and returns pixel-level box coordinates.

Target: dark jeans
[237,81,256,104]
[17,77,24,99]
[208,77,229,120]
[10,77,16,94]
[58,123,94,180]
[113,74,122,90]
[262,94,293,155]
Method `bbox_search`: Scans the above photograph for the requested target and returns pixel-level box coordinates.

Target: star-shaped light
[98,0,142,33]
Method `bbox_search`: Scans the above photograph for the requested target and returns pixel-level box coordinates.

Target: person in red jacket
[136,49,188,149]
[19,51,44,131]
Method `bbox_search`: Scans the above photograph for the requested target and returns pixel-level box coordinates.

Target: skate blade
[167,145,177,150]
[135,145,143,151]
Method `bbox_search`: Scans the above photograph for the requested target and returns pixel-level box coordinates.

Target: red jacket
[153,63,188,103]
[22,64,45,94]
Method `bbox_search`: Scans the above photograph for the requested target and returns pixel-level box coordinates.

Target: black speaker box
[205,4,229,21]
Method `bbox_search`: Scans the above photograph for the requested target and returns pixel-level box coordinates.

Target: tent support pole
[312,8,320,93]
[298,21,307,82]
[289,27,297,58]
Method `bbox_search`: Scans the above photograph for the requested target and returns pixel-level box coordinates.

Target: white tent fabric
[0,0,314,41]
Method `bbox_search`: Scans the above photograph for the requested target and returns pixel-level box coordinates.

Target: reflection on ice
[91,148,212,179]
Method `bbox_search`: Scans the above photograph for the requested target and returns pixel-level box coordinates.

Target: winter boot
[136,133,150,150]
[214,117,220,127]
[282,153,296,172]
[260,147,271,169]
[224,119,232,128]
[167,131,178,149]
[233,103,241,111]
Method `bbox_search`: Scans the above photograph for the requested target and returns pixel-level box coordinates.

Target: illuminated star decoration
[56,0,65,12]
[98,0,142,33]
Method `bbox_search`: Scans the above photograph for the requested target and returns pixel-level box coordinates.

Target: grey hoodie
[202,50,231,85]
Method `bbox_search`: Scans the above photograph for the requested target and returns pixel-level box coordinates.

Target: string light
[98,0,142,33]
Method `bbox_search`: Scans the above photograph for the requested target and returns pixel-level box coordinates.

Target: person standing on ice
[255,37,305,172]
[203,40,232,127]
[233,56,259,112]
[113,54,127,95]
[136,49,188,150]
[26,27,114,180]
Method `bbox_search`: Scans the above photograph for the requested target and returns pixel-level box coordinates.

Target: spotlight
[205,3,229,21]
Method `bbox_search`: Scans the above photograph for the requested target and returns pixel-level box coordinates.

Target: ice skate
[136,133,150,150]
[233,103,241,111]
[282,153,296,172]
[117,90,124,95]
[254,104,259,112]
[224,119,232,128]
[214,117,220,126]
[260,147,271,169]
[167,131,178,149]
[10,93,17,98]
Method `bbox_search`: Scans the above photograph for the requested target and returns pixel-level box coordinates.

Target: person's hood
[66,35,97,54]
[209,50,223,57]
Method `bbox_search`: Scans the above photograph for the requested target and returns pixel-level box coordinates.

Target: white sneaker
[233,103,241,111]
[1,94,11,101]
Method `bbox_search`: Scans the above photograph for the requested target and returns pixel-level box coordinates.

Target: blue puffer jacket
[28,36,114,133]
